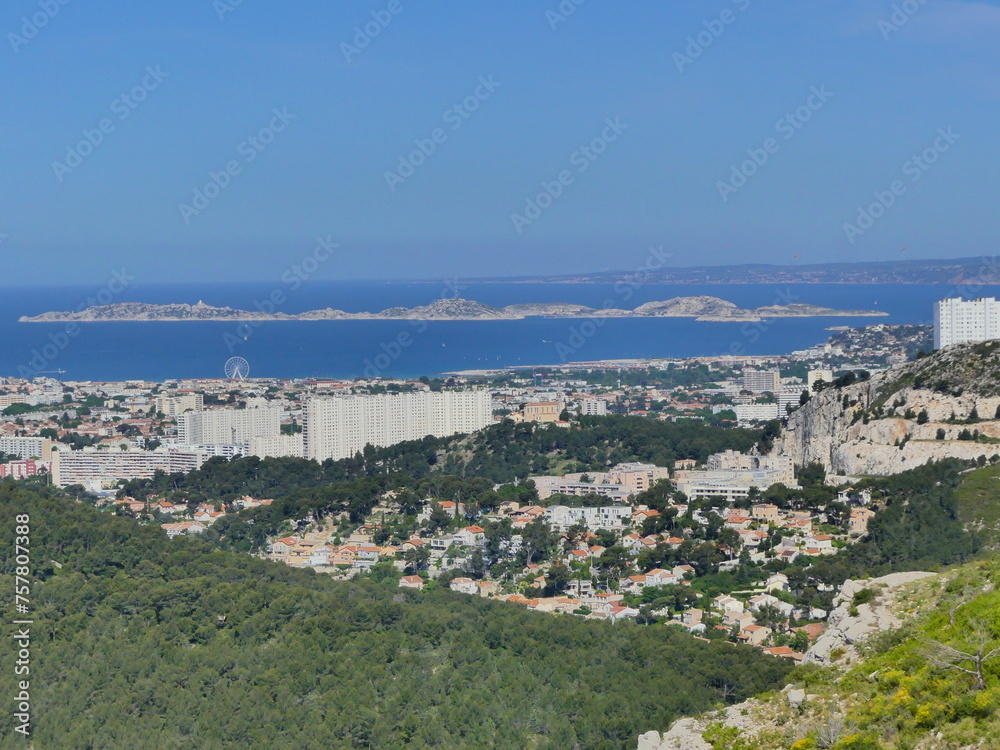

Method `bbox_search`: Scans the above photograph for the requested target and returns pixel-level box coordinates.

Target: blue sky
[1,0,998,285]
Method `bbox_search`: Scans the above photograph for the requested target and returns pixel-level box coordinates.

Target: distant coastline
[20,296,889,324]
[443,255,999,286]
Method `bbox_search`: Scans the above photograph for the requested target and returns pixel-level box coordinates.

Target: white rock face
[774,351,1000,476]
[803,572,936,665]
[654,718,713,750]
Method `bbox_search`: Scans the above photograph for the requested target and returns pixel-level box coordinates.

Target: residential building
[0,459,51,479]
[177,406,283,447]
[934,296,1000,348]
[50,445,209,490]
[742,368,780,393]
[154,392,204,417]
[0,436,53,460]
[580,398,608,416]
[673,450,796,499]
[605,463,670,494]
[249,433,304,459]
[543,505,633,531]
[734,403,780,423]
[303,390,492,462]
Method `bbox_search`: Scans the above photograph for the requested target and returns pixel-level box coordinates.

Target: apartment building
[934,296,1000,348]
[734,403,779,423]
[250,433,304,459]
[303,390,492,462]
[51,445,209,489]
[155,392,204,417]
[673,450,796,499]
[742,368,780,394]
[0,436,53,460]
[580,398,608,416]
[605,463,671,494]
[177,406,283,447]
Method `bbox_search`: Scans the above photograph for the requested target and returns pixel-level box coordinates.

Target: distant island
[20,296,888,323]
[473,255,1000,285]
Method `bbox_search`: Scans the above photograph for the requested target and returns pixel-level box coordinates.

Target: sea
[0,281,993,381]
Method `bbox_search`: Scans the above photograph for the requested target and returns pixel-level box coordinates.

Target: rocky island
[20,296,887,324]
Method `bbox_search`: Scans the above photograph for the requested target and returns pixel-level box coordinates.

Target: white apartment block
[0,436,53,460]
[674,450,796,499]
[742,369,780,393]
[778,388,803,415]
[544,505,633,531]
[734,403,780,423]
[303,390,492,462]
[934,297,1000,349]
[155,392,204,417]
[707,450,795,485]
[51,446,209,490]
[250,433,304,459]
[580,398,608,416]
[177,406,283,447]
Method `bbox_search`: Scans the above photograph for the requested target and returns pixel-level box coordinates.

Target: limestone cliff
[774,342,1000,476]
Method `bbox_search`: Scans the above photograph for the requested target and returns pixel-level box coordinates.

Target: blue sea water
[0,281,990,381]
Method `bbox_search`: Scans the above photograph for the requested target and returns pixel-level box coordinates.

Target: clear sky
[1,0,998,285]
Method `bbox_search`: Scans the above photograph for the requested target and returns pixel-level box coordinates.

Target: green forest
[0,480,791,750]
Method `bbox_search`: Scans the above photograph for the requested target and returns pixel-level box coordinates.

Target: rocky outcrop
[775,343,1000,475]
[804,571,935,666]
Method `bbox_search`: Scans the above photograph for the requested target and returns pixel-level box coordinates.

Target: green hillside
[0,480,791,750]
[693,557,1000,750]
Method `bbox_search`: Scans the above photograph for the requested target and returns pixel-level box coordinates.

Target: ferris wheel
[224,356,250,381]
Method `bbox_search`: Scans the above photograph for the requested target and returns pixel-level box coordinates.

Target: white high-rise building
[304,390,492,462]
[176,406,283,447]
[0,436,53,460]
[50,445,210,489]
[734,403,780,423]
[934,297,1000,349]
[580,398,608,416]
[742,369,780,393]
[155,392,204,417]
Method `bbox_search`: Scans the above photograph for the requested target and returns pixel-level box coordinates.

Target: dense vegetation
[0,480,792,749]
